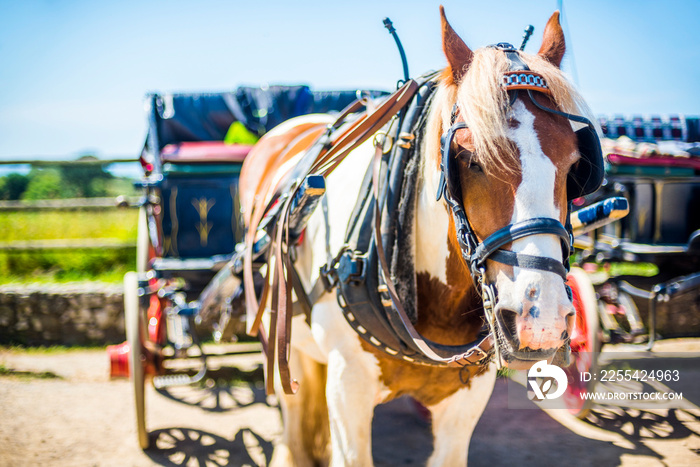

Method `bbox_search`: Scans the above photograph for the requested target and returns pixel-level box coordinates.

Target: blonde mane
[425,47,596,174]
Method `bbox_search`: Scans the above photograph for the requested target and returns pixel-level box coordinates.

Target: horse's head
[430,8,602,369]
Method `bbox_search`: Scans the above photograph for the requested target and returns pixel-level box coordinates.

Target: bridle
[435,43,604,364]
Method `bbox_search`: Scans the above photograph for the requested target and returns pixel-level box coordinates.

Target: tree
[0,173,30,200]
[59,155,113,198]
[21,168,71,200]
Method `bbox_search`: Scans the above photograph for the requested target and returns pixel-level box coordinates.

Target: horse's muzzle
[493,300,574,370]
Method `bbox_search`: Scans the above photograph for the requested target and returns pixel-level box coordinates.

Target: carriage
[106,84,387,448]
[107,8,698,463]
[563,114,700,418]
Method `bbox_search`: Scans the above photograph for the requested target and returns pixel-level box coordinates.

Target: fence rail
[0,238,136,251]
[0,157,137,166]
[0,196,141,212]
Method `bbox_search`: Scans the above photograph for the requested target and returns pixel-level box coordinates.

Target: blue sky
[1,0,698,161]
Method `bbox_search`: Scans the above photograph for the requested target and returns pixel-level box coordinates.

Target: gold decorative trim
[192,197,215,247]
[166,187,178,256]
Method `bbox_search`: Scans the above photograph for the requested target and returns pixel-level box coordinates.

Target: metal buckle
[468,346,489,362]
[337,251,365,285]
[373,131,394,154]
[320,244,351,291]
[492,42,516,51]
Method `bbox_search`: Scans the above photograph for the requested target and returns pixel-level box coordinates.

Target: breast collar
[435,42,598,291]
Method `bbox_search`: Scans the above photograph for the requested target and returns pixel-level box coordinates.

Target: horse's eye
[469,161,483,173]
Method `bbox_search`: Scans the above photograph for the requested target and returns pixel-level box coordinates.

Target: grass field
[0,209,138,283]
[0,209,137,242]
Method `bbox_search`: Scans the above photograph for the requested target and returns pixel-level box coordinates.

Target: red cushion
[161,142,252,163]
[607,153,700,170]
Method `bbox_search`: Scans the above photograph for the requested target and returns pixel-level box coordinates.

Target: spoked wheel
[135,206,150,274]
[124,271,150,449]
[563,267,601,419]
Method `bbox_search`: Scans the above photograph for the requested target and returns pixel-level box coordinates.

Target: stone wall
[0,283,125,346]
[0,278,697,347]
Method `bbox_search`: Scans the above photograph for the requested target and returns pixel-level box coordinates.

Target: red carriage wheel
[124,271,150,449]
[563,267,601,419]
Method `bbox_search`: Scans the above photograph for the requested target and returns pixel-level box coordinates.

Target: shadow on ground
[146,427,274,467]
[143,367,700,466]
[155,366,268,413]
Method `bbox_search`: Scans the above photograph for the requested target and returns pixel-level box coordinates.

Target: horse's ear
[538,11,566,67]
[440,5,473,85]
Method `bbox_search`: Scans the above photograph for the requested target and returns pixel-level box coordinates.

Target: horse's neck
[414,158,451,283]
[413,147,482,343]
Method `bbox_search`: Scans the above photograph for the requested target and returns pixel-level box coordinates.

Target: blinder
[522,85,604,200]
[570,124,604,199]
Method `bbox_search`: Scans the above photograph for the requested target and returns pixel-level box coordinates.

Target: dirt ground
[2,342,700,467]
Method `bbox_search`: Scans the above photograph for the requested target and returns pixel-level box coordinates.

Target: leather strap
[489,250,568,280]
[312,80,420,176]
[371,142,493,367]
[247,79,425,394]
[471,218,570,268]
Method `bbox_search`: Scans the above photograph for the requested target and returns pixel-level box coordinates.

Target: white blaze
[497,100,570,351]
[506,100,561,262]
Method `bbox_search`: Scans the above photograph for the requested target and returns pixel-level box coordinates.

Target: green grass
[0,209,137,242]
[1,345,104,354]
[0,209,138,283]
[497,367,515,378]
[0,363,61,380]
[0,260,134,284]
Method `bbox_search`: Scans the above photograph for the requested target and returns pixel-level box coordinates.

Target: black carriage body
[159,168,242,260]
[138,85,387,289]
[590,114,700,338]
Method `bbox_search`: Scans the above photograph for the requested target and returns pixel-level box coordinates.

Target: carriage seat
[607,153,700,172]
[161,142,253,164]
[601,147,700,250]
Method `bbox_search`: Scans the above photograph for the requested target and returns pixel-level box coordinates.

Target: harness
[324,72,495,368]
[328,44,603,370]
[248,44,604,393]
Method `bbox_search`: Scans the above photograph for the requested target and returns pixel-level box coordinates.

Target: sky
[1,0,699,163]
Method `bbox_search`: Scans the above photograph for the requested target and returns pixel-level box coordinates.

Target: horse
[238,6,602,466]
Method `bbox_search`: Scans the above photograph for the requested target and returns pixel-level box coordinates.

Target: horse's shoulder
[239,114,333,225]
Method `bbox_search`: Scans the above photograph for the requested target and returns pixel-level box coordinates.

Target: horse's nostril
[496,307,519,340]
[560,301,576,319]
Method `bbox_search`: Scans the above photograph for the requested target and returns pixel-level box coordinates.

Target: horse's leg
[426,365,497,467]
[310,295,382,467]
[325,350,381,467]
[270,346,330,467]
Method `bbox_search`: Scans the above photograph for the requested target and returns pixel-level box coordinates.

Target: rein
[370,118,494,367]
